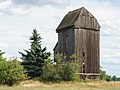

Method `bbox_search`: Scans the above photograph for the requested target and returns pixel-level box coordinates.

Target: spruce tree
[19,29,50,78]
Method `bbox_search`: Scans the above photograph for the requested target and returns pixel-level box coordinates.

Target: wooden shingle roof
[56,7,100,32]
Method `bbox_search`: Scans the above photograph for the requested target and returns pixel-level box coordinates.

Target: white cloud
[12,0,70,8]
[9,7,28,15]
[0,0,28,15]
[0,0,70,15]
[0,42,9,48]
[113,52,120,58]
[0,0,11,9]
[102,55,111,59]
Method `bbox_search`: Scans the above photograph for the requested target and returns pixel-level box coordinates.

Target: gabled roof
[56,7,100,32]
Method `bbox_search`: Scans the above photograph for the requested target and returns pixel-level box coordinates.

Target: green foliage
[117,77,120,81]
[0,54,26,86]
[42,59,61,81]
[112,75,117,82]
[42,53,80,81]
[60,54,80,81]
[106,75,112,82]
[19,29,51,78]
[100,70,107,80]
[61,62,79,81]
[0,50,6,61]
[100,70,112,82]
[100,70,119,82]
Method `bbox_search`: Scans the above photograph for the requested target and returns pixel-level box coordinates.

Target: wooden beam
[78,73,100,76]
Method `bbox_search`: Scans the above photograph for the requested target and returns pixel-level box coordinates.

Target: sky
[0,0,120,77]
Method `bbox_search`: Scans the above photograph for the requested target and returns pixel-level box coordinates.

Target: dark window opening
[65,35,68,54]
[83,64,85,73]
[83,52,85,57]
[83,64,85,68]
[83,69,85,73]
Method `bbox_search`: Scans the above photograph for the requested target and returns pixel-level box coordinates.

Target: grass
[0,80,120,90]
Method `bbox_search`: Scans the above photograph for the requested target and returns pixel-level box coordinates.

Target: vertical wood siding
[58,27,75,56]
[75,28,100,74]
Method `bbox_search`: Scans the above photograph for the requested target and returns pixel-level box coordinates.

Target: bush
[42,59,62,81]
[100,70,107,80]
[42,54,80,81]
[106,75,112,82]
[100,70,119,82]
[61,62,79,81]
[112,75,117,82]
[0,58,26,86]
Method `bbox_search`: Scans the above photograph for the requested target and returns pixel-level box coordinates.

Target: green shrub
[112,75,117,82]
[100,70,107,80]
[42,59,62,81]
[61,62,79,81]
[106,75,112,82]
[42,54,80,81]
[0,58,26,86]
[100,70,114,82]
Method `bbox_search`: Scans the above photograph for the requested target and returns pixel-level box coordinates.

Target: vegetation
[100,70,120,82]
[112,75,117,82]
[0,29,120,87]
[1,81,120,90]
[0,51,26,86]
[19,29,51,79]
[19,29,79,82]
[0,29,81,86]
[42,53,80,81]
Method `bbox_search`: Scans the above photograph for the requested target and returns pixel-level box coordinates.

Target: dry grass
[0,80,120,90]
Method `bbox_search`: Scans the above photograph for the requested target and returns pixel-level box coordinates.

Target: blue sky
[0,0,120,77]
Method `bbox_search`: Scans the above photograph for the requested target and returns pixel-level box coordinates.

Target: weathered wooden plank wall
[58,27,75,56]
[75,28,100,74]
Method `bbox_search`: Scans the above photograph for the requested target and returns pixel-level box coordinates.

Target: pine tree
[19,29,51,78]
